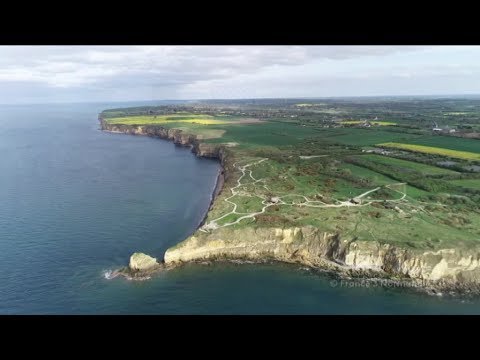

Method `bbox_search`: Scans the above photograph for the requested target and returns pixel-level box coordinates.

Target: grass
[295,205,480,249]
[216,213,242,226]
[360,154,458,175]
[206,122,318,147]
[339,162,429,199]
[402,185,430,199]
[233,196,265,214]
[378,142,480,161]
[314,128,421,146]
[332,179,372,199]
[174,127,225,139]
[341,120,397,126]
[449,179,480,191]
[340,163,396,185]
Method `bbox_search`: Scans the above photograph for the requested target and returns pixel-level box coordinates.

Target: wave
[103,269,117,280]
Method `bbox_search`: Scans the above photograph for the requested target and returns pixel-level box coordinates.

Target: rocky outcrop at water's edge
[129,252,160,272]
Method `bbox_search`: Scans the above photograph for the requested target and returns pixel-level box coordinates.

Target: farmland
[360,154,458,175]
[449,179,480,191]
[311,128,422,146]
[100,97,480,250]
[378,142,480,161]
[399,135,480,153]
[205,122,319,148]
[106,114,233,126]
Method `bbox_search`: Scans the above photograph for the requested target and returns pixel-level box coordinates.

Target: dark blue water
[1,102,480,314]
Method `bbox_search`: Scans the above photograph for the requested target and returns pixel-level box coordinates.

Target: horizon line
[2,93,480,106]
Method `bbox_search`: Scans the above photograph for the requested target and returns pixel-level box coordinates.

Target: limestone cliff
[165,226,480,292]
[99,117,226,161]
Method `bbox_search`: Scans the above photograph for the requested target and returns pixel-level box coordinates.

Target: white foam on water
[103,269,114,279]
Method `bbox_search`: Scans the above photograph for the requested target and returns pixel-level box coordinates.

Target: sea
[1,101,480,314]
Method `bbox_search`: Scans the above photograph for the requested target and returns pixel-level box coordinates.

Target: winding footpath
[201,158,408,232]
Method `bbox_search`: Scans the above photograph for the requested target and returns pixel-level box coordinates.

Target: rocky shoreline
[99,117,480,295]
[198,168,224,229]
[164,225,480,296]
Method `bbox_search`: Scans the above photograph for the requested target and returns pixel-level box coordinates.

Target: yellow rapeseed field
[378,142,480,161]
[106,115,231,125]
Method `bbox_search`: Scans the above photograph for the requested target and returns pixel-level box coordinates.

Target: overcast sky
[1,46,480,104]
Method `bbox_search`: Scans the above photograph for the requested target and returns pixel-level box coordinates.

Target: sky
[1,46,480,104]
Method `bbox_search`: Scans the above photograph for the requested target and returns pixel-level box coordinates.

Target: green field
[206,122,318,147]
[341,163,396,185]
[174,126,226,139]
[314,128,421,146]
[449,179,480,190]
[400,135,480,153]
[361,154,458,175]
[340,162,429,199]
[209,126,423,148]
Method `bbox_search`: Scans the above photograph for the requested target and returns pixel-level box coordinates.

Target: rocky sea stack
[129,252,160,272]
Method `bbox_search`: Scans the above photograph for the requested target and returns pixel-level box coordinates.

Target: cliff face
[164,226,480,290]
[99,118,226,162]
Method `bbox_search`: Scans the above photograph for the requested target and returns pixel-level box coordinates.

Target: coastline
[198,167,224,229]
[99,117,480,295]
[99,116,226,233]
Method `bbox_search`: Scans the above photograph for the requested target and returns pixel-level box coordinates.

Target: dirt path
[200,159,409,232]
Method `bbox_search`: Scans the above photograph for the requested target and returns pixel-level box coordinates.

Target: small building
[432,121,442,132]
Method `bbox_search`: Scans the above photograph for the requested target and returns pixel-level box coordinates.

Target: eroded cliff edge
[100,117,480,293]
[99,117,226,160]
[165,226,480,292]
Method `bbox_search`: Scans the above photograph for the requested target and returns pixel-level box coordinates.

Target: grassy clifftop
[101,102,480,251]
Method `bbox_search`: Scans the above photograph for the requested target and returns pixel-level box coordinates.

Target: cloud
[0,46,426,89]
[0,45,477,103]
